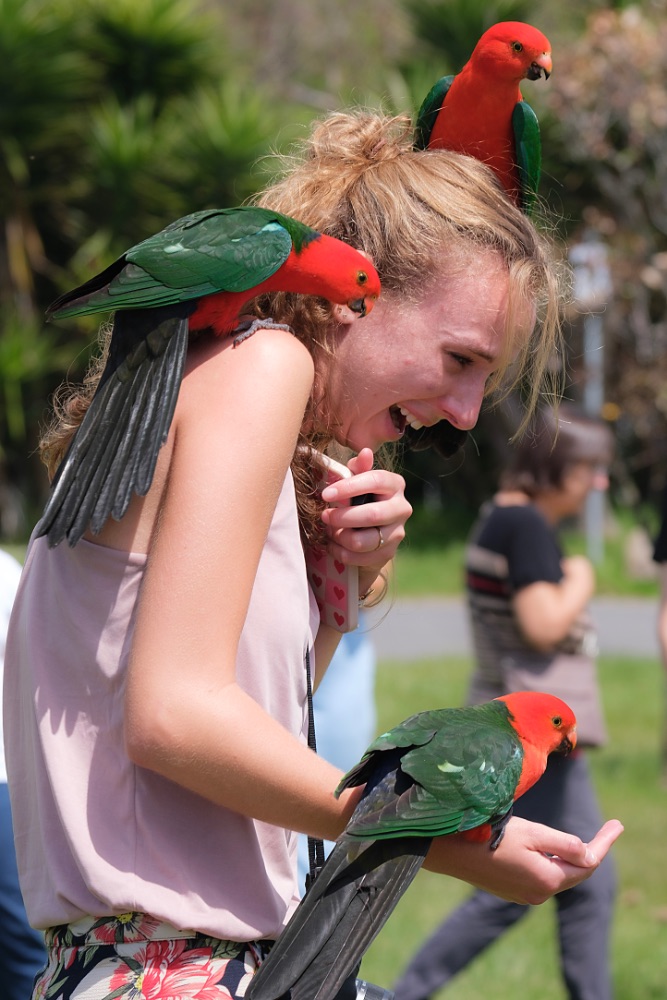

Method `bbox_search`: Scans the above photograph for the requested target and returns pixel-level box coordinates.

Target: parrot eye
[552,716,562,727]
[512,41,523,52]
[357,271,368,285]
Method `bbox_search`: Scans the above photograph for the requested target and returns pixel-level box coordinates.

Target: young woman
[394,403,616,1000]
[4,112,622,998]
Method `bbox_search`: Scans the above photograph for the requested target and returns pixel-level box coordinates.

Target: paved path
[364,596,659,661]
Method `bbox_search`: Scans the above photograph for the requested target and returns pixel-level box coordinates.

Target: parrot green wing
[512,100,541,214]
[342,701,524,840]
[38,206,326,547]
[123,208,296,295]
[48,207,300,318]
[414,75,454,150]
[338,708,448,791]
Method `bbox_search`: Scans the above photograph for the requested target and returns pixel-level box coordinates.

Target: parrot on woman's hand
[37,207,380,548]
[414,21,552,213]
[246,691,576,1000]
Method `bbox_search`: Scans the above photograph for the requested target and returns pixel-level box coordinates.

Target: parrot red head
[294,234,381,319]
[471,21,552,85]
[496,691,577,756]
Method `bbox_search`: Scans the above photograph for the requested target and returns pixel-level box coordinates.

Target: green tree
[83,0,218,109]
[0,0,295,533]
[545,4,667,504]
[0,0,94,315]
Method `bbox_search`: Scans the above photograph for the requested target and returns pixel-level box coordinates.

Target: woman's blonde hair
[256,109,564,415]
[254,110,565,539]
[41,109,565,542]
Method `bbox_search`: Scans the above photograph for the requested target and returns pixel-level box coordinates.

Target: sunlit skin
[323,253,528,454]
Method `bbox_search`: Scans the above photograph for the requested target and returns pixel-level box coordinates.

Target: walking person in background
[394,403,616,1000]
[0,549,46,999]
[652,481,667,668]
[651,480,667,780]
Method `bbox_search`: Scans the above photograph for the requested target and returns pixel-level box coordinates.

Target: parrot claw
[489,805,514,850]
[232,316,294,345]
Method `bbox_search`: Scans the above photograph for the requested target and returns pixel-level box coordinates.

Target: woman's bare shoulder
[183,327,314,393]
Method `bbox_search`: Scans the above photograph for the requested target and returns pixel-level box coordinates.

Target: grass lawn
[357,654,666,999]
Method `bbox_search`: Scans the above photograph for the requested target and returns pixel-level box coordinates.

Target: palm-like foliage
[70,96,186,264]
[83,0,218,108]
[0,0,287,530]
[403,0,533,70]
[0,0,94,311]
[170,81,290,209]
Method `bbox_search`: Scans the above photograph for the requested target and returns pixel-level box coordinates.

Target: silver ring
[372,526,385,551]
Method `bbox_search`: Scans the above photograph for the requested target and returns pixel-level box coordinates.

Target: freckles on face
[326,256,523,451]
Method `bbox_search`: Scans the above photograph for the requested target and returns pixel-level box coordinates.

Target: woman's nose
[438,386,484,431]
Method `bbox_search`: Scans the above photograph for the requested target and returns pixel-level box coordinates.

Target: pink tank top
[4,471,318,940]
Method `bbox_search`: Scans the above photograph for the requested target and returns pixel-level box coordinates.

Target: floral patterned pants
[31,913,272,999]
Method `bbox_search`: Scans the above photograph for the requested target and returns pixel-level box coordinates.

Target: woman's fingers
[320,461,412,566]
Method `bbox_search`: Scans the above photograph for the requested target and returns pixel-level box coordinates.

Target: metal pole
[583,312,605,563]
[569,234,611,564]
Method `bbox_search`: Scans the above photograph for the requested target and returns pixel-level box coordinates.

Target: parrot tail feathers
[35,308,191,547]
[246,835,430,1000]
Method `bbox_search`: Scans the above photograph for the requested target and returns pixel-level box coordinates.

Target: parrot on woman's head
[246,691,576,1000]
[414,21,553,213]
[36,207,381,548]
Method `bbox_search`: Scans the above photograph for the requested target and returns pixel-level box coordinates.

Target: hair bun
[307,111,410,170]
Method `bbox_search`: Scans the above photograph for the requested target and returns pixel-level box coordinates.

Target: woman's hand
[424,816,623,905]
[319,448,412,591]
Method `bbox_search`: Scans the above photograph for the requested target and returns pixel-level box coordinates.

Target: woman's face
[325,253,526,452]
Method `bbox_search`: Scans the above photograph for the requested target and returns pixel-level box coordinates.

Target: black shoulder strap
[305,647,325,890]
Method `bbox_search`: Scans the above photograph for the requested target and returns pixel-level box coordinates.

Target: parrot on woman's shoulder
[38,207,380,548]
[414,21,552,214]
[246,691,576,1000]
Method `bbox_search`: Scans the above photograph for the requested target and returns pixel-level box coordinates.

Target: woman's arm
[123,328,360,841]
[513,554,596,650]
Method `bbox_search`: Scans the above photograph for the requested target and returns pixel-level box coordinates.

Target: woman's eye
[450,353,472,368]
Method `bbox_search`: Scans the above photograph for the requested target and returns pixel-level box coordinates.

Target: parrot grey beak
[348,297,368,317]
[334,297,377,325]
[557,731,577,755]
[528,55,552,81]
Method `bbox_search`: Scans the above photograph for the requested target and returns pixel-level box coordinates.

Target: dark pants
[0,782,46,1000]
[393,753,616,1000]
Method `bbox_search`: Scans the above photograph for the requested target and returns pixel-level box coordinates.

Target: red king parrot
[414,21,552,213]
[36,207,380,548]
[246,691,576,1000]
